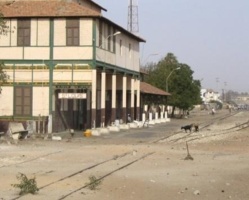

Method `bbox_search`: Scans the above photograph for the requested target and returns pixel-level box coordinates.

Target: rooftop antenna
[127,0,139,33]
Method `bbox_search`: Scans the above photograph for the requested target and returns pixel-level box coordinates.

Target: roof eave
[99,16,146,43]
[89,0,107,12]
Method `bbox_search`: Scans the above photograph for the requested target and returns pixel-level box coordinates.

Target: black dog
[181,124,193,132]
[193,124,199,132]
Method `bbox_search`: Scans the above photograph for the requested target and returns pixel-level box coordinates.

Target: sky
[94,0,249,93]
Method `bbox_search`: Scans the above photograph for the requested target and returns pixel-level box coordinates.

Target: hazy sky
[95,0,249,93]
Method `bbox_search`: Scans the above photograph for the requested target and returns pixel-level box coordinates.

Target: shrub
[87,175,102,190]
[12,173,39,195]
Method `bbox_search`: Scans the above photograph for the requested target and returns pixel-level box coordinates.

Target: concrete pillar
[111,73,117,123]
[136,80,140,121]
[122,75,127,123]
[91,70,97,129]
[101,71,106,127]
[130,78,135,121]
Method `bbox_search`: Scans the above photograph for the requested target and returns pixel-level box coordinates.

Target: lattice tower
[127,0,139,33]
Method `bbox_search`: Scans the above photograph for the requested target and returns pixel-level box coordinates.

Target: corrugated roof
[140,82,170,96]
[0,1,101,17]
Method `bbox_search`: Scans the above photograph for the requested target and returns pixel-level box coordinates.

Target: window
[119,39,123,56]
[99,21,103,48]
[66,19,79,46]
[107,25,111,51]
[15,87,32,116]
[129,43,132,58]
[17,19,31,46]
[113,30,116,53]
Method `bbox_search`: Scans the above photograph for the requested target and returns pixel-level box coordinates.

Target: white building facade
[0,0,145,133]
[201,89,221,104]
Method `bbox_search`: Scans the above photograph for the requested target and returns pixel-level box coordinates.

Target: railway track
[3,110,249,200]
[154,111,249,144]
[9,150,154,200]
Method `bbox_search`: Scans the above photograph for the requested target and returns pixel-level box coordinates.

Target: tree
[0,12,7,35]
[144,53,178,91]
[144,53,202,117]
[168,64,202,116]
[0,13,9,91]
[0,62,8,92]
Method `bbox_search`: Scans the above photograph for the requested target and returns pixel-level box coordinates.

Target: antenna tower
[127,0,139,33]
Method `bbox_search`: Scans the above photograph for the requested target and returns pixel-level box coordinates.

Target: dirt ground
[1,109,249,200]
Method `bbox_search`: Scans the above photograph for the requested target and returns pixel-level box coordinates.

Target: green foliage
[0,12,7,35]
[0,13,9,92]
[0,62,8,82]
[0,62,9,93]
[12,173,39,195]
[144,53,202,115]
[87,175,102,190]
[144,53,178,91]
[169,65,202,109]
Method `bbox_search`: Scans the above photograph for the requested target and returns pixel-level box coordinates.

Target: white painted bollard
[155,112,160,123]
[149,112,155,125]
[164,111,168,119]
[149,112,152,121]
[142,113,146,122]
[161,112,164,119]
[165,111,170,122]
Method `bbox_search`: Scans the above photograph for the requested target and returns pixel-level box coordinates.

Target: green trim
[2,82,91,86]
[49,20,54,60]
[0,116,45,121]
[49,19,54,115]
[92,19,97,69]
[2,59,94,67]
[3,65,49,70]
[4,82,35,86]
[54,83,91,87]
[0,45,92,48]
[96,60,140,76]
[54,65,90,69]
[71,65,73,84]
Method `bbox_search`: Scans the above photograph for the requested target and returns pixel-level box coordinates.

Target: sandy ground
[1,109,249,200]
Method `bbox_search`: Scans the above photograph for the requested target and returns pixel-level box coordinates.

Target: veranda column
[111,73,117,123]
[91,70,97,129]
[122,75,127,123]
[136,79,141,121]
[130,78,135,121]
[101,71,106,127]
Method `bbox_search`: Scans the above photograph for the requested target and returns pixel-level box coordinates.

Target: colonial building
[201,89,221,104]
[0,0,148,133]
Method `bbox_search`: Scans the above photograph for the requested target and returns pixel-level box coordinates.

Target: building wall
[0,87,13,116]
[0,17,140,72]
[33,87,49,116]
[95,20,140,72]
[0,18,94,60]
[0,11,142,131]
